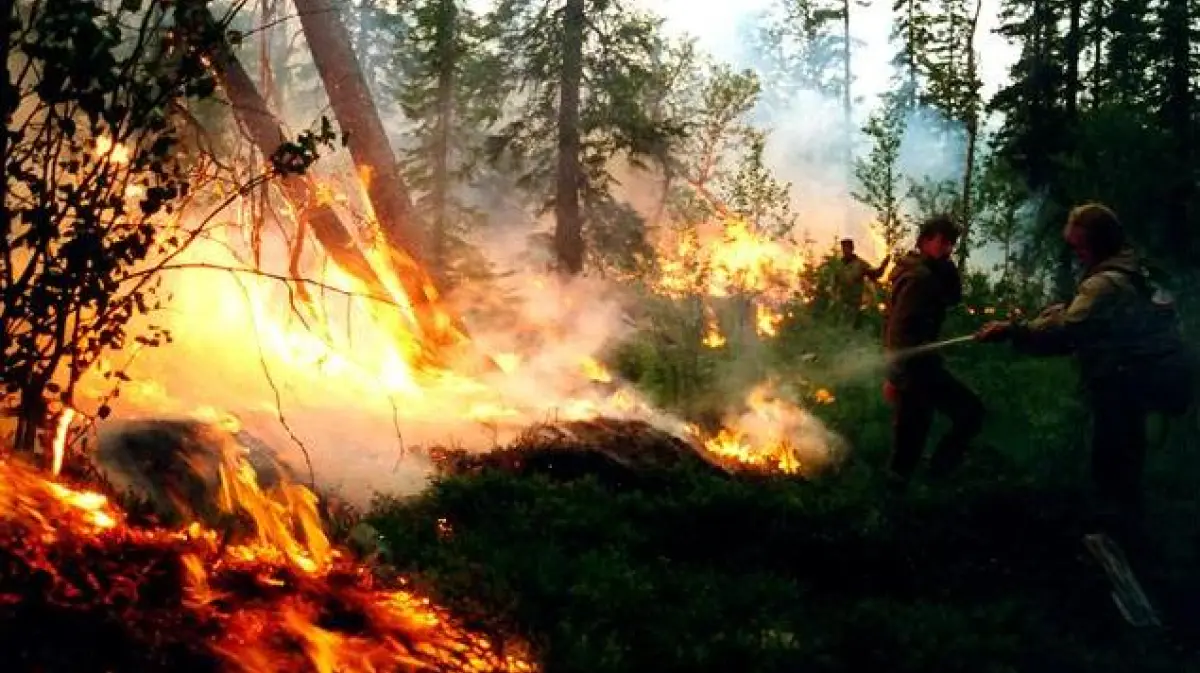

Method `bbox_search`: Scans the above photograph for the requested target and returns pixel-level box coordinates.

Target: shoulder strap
[1095,267,1181,321]
[1093,267,1151,298]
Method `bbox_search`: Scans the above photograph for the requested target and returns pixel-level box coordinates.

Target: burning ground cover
[0,451,535,672]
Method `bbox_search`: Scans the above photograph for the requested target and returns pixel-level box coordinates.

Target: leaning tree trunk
[554,0,586,275]
[290,0,477,355]
[290,0,424,264]
[181,4,467,366]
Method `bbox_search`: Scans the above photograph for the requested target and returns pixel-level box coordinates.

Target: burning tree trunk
[290,0,425,265]
[210,44,385,298]
[554,0,586,275]
[183,4,468,363]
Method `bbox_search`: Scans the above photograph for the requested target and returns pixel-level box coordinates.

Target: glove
[1037,303,1066,320]
[975,321,1013,343]
[882,380,898,405]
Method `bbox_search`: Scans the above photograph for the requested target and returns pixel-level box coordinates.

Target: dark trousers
[1089,387,1149,531]
[890,364,985,480]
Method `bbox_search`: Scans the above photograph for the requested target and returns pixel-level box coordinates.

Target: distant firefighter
[832,238,889,329]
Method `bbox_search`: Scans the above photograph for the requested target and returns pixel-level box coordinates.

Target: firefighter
[883,215,984,489]
[975,203,1195,542]
[833,238,890,329]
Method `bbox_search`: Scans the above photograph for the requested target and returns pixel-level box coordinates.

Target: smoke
[80,1,912,504]
[77,216,686,507]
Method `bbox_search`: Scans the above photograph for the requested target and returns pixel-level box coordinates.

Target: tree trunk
[1065,0,1082,119]
[955,0,984,268]
[185,5,465,364]
[1051,0,1083,298]
[1089,0,1104,100]
[0,0,11,245]
[431,0,457,283]
[291,0,426,266]
[841,0,853,235]
[1161,0,1192,260]
[905,0,919,103]
[554,0,586,275]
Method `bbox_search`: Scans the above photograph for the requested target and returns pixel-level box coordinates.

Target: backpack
[1096,265,1196,416]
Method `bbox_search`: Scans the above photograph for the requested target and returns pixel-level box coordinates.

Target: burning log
[0,453,535,672]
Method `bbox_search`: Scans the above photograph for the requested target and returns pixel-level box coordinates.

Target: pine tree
[662,61,762,225]
[852,95,909,249]
[394,0,503,287]
[485,0,680,275]
[724,133,797,237]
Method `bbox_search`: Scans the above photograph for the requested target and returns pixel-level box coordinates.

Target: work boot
[885,471,910,496]
[927,449,967,479]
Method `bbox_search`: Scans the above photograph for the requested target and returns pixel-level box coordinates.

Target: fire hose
[887,334,978,362]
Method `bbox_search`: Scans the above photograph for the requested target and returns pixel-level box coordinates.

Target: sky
[637,0,1019,106]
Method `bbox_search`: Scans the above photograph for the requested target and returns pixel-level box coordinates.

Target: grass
[362,293,1200,672]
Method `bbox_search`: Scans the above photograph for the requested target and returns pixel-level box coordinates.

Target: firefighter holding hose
[883,215,985,490]
[975,203,1195,546]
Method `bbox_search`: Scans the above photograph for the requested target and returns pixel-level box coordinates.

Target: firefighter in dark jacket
[883,215,984,488]
[976,204,1195,539]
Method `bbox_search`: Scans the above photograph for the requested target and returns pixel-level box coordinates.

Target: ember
[0,454,535,672]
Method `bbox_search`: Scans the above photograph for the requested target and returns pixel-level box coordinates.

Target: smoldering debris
[426,417,804,487]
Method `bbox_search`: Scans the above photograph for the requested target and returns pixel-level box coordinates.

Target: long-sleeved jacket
[884,250,964,384]
[1009,247,1193,398]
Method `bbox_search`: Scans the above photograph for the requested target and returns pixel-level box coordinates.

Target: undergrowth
[366,276,1200,672]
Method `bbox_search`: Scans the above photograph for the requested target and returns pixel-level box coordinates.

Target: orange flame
[0,451,536,672]
[683,384,844,475]
[50,407,75,477]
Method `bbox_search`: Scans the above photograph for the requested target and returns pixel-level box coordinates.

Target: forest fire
[64,168,837,486]
[0,449,534,672]
[652,218,809,344]
[31,80,844,569]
